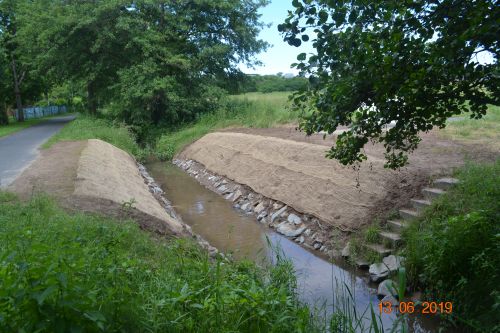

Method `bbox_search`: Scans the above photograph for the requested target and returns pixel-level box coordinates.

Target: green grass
[155,92,297,160]
[44,115,145,159]
[441,104,500,148]
[0,193,321,332]
[403,161,500,332]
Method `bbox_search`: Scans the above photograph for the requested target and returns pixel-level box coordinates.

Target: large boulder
[369,263,389,282]
[377,279,398,298]
[287,213,302,225]
[276,222,305,238]
[382,255,404,273]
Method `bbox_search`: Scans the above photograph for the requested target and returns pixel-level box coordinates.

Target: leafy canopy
[15,0,269,137]
[280,0,499,168]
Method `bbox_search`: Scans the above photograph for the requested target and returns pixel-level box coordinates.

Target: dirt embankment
[9,139,185,237]
[180,128,498,231]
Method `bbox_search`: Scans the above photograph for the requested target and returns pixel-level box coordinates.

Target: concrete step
[364,243,392,257]
[411,199,432,212]
[422,187,445,200]
[387,219,410,232]
[379,231,402,247]
[433,177,459,190]
[399,208,420,221]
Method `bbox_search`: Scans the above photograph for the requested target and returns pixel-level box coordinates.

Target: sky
[242,1,495,76]
[240,1,314,76]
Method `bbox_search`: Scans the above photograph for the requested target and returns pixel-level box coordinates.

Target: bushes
[404,161,500,332]
[44,115,145,159]
[0,194,318,332]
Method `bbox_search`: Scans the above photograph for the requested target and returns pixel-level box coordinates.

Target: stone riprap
[173,158,340,257]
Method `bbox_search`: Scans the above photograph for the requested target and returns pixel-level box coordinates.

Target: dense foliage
[0,193,319,332]
[280,0,499,168]
[1,0,269,136]
[404,161,500,332]
[235,74,308,94]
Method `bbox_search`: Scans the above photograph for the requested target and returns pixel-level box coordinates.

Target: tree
[280,0,499,169]
[19,0,269,138]
[0,0,26,121]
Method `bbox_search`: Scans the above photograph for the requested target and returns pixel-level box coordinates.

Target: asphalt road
[0,115,75,188]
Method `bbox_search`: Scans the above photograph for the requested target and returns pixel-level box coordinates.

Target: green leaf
[297,53,307,61]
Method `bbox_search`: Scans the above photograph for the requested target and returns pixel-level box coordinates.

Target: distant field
[441,105,500,149]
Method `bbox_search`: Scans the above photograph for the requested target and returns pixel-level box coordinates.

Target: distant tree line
[231,74,308,94]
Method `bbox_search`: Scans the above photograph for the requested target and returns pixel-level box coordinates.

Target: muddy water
[147,161,439,332]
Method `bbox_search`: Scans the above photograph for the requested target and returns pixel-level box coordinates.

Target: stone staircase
[362,177,459,260]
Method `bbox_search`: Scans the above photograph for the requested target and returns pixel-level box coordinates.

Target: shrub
[404,161,500,332]
[0,194,318,332]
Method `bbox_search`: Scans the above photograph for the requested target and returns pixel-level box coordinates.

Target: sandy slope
[9,139,184,236]
[179,129,498,230]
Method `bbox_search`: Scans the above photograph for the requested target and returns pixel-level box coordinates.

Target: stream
[147,161,441,332]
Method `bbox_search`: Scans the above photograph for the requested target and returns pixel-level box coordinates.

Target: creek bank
[137,162,219,256]
[8,139,217,256]
[173,158,341,258]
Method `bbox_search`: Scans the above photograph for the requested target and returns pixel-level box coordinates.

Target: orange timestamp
[379,301,453,315]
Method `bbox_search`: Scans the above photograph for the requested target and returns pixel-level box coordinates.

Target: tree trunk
[11,58,24,122]
[87,81,97,115]
[0,103,9,126]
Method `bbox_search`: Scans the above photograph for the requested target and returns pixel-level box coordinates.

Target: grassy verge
[44,115,145,159]
[155,92,297,160]
[440,105,500,149]
[0,113,75,138]
[403,161,500,332]
[0,192,321,332]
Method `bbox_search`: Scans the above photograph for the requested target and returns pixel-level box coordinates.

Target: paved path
[0,115,75,188]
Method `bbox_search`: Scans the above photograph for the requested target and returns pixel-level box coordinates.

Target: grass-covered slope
[0,193,318,332]
[403,161,500,332]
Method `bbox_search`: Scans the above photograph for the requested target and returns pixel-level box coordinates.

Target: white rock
[240,202,250,211]
[341,242,351,258]
[378,279,398,298]
[369,263,390,282]
[382,255,404,273]
[287,213,302,225]
[276,223,305,238]
[232,190,243,202]
[313,242,321,250]
[297,236,305,244]
[271,206,288,223]
[254,202,267,214]
[225,193,234,200]
[257,211,268,220]
[304,229,311,236]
